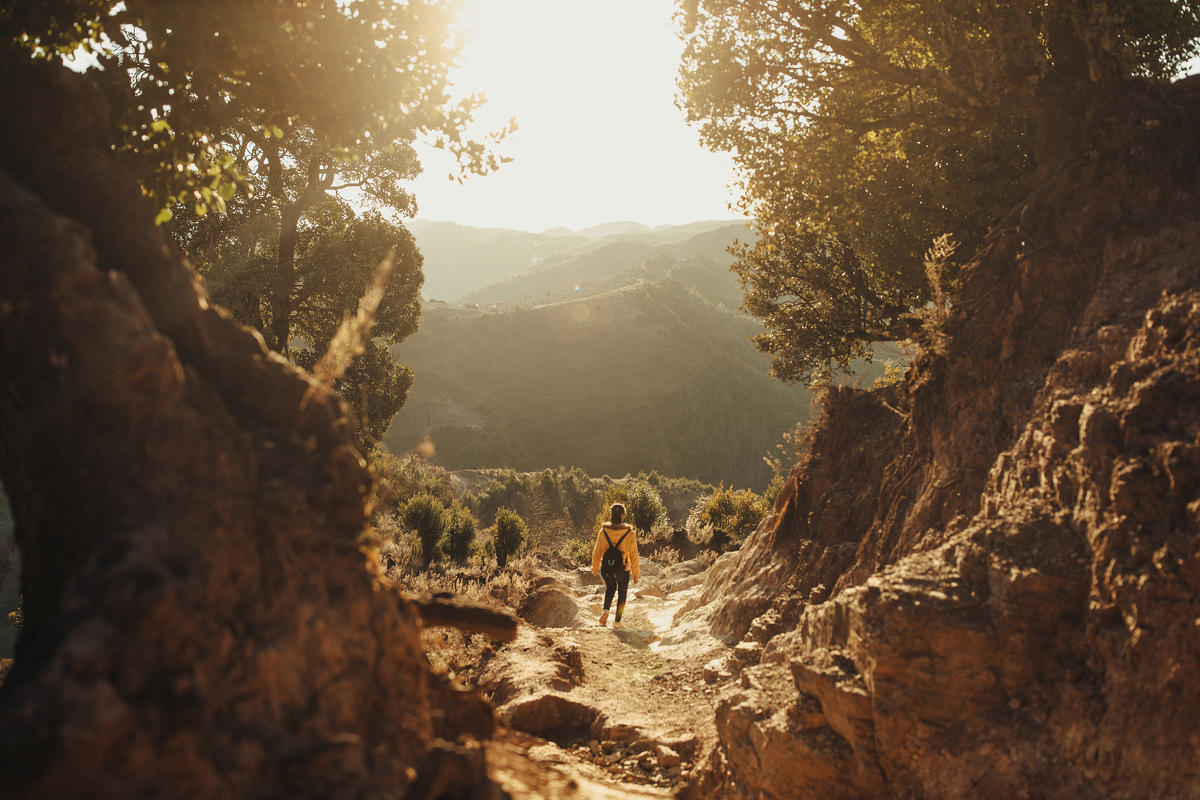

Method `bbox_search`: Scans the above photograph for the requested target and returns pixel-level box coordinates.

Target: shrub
[557,534,595,568]
[401,492,448,566]
[763,473,786,507]
[655,545,682,566]
[470,536,496,570]
[625,481,669,539]
[379,531,421,576]
[440,506,477,565]
[493,507,528,568]
[600,480,669,541]
[371,450,455,508]
[692,485,770,546]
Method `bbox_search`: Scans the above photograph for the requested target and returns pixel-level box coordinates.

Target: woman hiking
[591,503,639,628]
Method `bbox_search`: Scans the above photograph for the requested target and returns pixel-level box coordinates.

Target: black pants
[602,570,630,621]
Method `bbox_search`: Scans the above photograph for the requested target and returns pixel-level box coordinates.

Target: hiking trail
[471,555,738,797]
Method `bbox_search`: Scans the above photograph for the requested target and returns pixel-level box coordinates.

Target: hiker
[591,502,639,628]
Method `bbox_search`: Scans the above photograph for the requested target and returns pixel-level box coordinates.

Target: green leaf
[153,207,173,226]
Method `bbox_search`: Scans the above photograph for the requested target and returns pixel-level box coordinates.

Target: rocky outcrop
[0,51,503,797]
[684,73,1200,799]
[518,586,581,628]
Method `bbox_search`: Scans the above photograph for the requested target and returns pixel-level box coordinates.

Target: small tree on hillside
[493,507,527,568]
[601,480,669,541]
[400,493,447,567]
[688,485,770,551]
[471,536,496,571]
[439,506,477,566]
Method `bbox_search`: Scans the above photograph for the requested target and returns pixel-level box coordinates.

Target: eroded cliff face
[0,53,498,798]
[684,76,1200,799]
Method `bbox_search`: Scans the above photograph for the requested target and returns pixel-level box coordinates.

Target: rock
[686,131,1200,798]
[665,572,708,594]
[0,53,496,799]
[638,754,656,771]
[702,656,738,684]
[526,743,568,763]
[516,586,579,628]
[639,560,665,577]
[663,558,709,580]
[591,719,641,742]
[636,581,668,599]
[662,735,699,760]
[498,692,600,745]
[530,574,570,591]
[656,745,682,768]
[575,568,604,587]
[732,640,763,665]
[549,645,585,690]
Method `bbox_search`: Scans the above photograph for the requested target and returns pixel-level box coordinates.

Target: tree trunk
[0,51,496,798]
[273,201,301,352]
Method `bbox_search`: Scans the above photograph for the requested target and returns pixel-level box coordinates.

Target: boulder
[500,692,600,745]
[517,586,579,628]
[574,569,604,587]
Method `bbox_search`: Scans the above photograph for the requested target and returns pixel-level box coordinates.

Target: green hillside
[385,273,820,488]
[406,221,588,303]
[408,219,747,303]
[459,222,747,307]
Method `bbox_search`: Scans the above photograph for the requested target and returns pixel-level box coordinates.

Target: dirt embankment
[668,74,1200,800]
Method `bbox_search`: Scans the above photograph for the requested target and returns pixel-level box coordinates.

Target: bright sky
[406,0,740,233]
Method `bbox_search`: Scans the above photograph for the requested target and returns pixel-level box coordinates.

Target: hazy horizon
[409,215,748,236]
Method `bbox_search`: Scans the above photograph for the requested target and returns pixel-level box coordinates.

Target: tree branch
[408,593,518,641]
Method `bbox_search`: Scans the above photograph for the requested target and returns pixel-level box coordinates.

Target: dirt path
[475,557,732,796]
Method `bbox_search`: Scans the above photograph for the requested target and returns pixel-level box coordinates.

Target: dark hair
[610,503,626,524]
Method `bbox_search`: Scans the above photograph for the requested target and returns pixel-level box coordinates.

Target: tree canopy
[3,0,508,209]
[173,195,424,441]
[677,0,1200,383]
[4,0,514,443]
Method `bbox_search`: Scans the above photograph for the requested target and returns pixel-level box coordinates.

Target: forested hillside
[409,218,745,303]
[457,222,745,306]
[384,268,895,488]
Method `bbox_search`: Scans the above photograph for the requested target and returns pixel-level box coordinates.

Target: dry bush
[655,546,682,566]
[420,627,496,685]
[685,502,715,546]
[377,527,422,577]
[557,535,594,568]
[394,565,508,686]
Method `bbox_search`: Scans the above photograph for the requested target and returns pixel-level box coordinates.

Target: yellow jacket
[591,523,638,583]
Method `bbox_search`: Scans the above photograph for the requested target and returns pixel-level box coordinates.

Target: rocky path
[476,557,732,797]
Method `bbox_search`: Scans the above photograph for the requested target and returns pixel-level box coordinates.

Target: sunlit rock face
[683,75,1200,800]
[0,52,495,799]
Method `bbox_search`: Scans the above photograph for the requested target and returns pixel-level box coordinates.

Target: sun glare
[408,0,738,232]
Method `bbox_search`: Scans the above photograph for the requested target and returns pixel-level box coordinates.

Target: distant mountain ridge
[457,222,747,307]
[408,218,747,302]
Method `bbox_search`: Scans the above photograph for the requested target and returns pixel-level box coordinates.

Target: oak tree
[677,0,1200,382]
[6,0,513,440]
